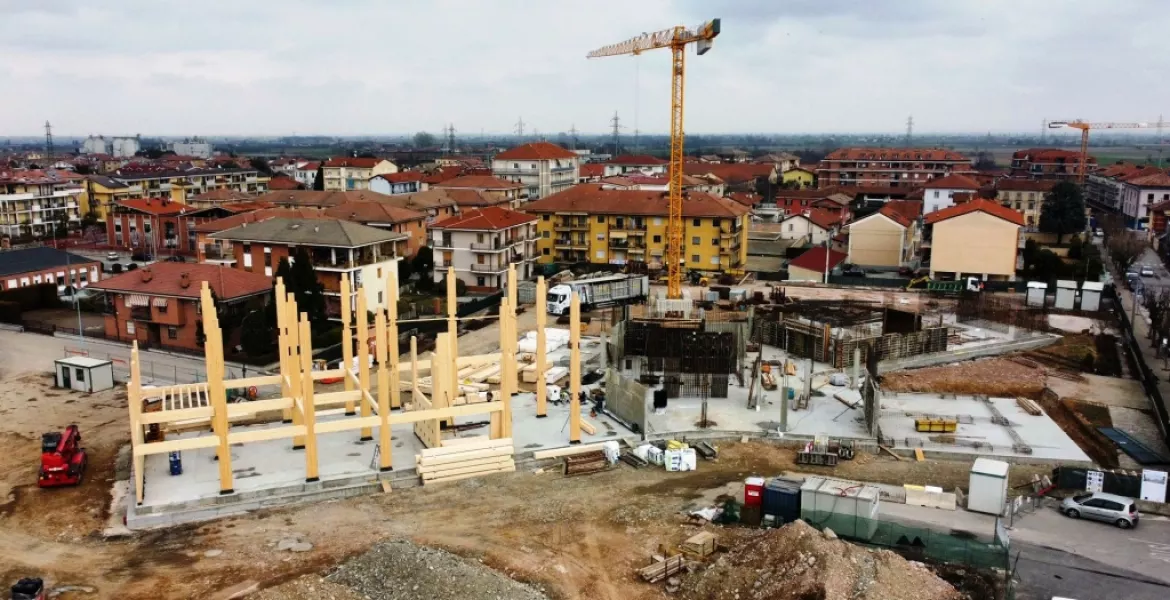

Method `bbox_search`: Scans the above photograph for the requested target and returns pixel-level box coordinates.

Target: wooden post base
[219,488,234,495]
[293,445,305,451]
[306,477,319,483]
[536,414,548,419]
[360,436,374,442]
[379,466,394,472]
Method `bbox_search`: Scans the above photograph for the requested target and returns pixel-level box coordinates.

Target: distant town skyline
[2,0,1168,136]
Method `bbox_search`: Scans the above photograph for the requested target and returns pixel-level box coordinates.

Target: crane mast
[1049,120,1151,185]
[588,19,721,299]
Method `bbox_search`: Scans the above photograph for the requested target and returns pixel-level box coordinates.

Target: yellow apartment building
[994,179,1055,231]
[924,199,1023,281]
[523,185,750,272]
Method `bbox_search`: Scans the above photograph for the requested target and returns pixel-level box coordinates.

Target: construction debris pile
[680,520,960,600]
[880,357,1046,397]
[324,540,550,600]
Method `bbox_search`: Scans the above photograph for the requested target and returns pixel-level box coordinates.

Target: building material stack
[415,437,516,485]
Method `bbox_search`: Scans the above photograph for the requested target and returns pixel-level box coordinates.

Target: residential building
[1121,172,1170,228]
[186,188,256,209]
[777,209,839,246]
[922,174,982,214]
[433,175,527,208]
[0,169,83,238]
[81,175,134,222]
[755,152,801,173]
[994,179,1056,230]
[268,174,304,191]
[846,203,920,269]
[603,154,669,177]
[431,207,539,290]
[106,198,247,256]
[321,157,398,191]
[787,247,847,282]
[209,217,407,318]
[193,208,324,264]
[254,189,458,227]
[782,166,816,188]
[817,147,975,189]
[524,185,750,272]
[578,163,605,183]
[491,142,580,200]
[323,201,429,257]
[1009,148,1096,181]
[167,138,214,159]
[756,189,853,223]
[369,172,428,196]
[923,199,1023,281]
[90,263,270,352]
[295,162,320,189]
[682,163,775,193]
[108,167,269,203]
[0,246,101,292]
[1085,163,1160,211]
[81,135,141,158]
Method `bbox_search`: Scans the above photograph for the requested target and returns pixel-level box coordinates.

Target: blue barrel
[762,478,802,524]
[169,451,183,476]
[787,388,795,400]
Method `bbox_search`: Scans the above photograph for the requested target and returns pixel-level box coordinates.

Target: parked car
[165,255,185,263]
[1060,492,1139,528]
[840,265,866,277]
[1140,265,1155,277]
[105,251,119,261]
[130,251,152,262]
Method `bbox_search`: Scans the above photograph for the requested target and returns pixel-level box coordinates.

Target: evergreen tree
[1039,181,1087,244]
[312,163,326,191]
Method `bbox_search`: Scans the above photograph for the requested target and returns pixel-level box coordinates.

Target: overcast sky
[2,0,1167,137]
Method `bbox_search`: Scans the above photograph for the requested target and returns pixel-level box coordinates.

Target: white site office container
[54,356,115,393]
[1025,281,1047,308]
[799,476,880,540]
[1080,281,1104,312]
[967,458,1010,515]
[1054,280,1077,310]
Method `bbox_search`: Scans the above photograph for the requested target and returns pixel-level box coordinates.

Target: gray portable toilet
[1054,280,1077,310]
[1026,281,1047,307]
[1081,281,1104,312]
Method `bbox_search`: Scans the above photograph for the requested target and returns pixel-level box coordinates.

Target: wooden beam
[299,316,320,482]
[536,275,548,418]
[276,279,292,423]
[532,442,612,460]
[569,291,581,444]
[419,437,513,457]
[287,292,305,448]
[446,265,458,394]
[340,274,355,414]
[580,419,596,436]
[128,342,146,503]
[394,354,504,373]
[224,375,282,390]
[420,459,515,479]
[391,400,504,427]
[228,425,306,444]
[134,435,220,457]
[416,447,515,467]
[387,271,401,411]
[375,306,392,471]
[422,464,515,485]
[138,406,213,425]
[225,396,294,417]
[315,415,381,435]
[314,389,363,406]
[202,282,234,495]
[357,292,373,439]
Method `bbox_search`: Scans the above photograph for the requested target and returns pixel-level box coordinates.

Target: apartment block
[431,207,539,290]
[1009,148,1097,181]
[994,179,1056,230]
[321,158,398,191]
[817,147,975,189]
[491,142,580,200]
[0,169,84,238]
[524,185,750,272]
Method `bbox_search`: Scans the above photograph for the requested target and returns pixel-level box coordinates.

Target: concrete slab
[1108,405,1170,470]
[878,393,1090,463]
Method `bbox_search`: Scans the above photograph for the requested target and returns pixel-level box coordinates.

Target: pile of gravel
[326,540,550,600]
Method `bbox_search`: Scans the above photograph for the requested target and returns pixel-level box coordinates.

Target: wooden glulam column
[288,292,306,450]
[275,279,292,423]
[356,292,373,441]
[341,274,356,415]
[128,342,146,504]
[298,314,320,482]
[535,276,548,418]
[569,291,582,444]
[200,282,233,494]
[496,297,513,439]
[444,267,458,428]
[387,271,402,410]
[374,308,393,471]
[504,265,518,437]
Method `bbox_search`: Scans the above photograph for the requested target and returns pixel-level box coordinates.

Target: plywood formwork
[124,269,536,506]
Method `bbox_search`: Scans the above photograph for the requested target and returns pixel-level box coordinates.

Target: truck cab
[547,284,572,315]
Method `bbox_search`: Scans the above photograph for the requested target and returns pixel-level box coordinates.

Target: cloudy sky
[1,0,1167,136]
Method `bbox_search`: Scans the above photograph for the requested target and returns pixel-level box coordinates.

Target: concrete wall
[931,211,1019,278]
[605,368,647,435]
[848,214,905,267]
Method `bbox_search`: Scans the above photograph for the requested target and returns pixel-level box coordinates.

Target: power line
[44,120,54,159]
[610,111,622,154]
[445,123,456,154]
[513,117,525,139]
[568,124,579,151]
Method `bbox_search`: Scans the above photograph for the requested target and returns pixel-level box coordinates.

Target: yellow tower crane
[588,19,721,299]
[1048,120,1152,185]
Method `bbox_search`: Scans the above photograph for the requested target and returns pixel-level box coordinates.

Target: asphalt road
[1013,540,1170,600]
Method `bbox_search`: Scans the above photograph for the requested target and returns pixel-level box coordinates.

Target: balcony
[470,263,506,273]
[470,239,517,252]
[131,307,152,322]
[493,168,538,176]
[553,222,589,232]
[201,245,234,262]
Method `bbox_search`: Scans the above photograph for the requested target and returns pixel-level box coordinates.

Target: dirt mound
[880,358,1045,397]
[681,520,960,600]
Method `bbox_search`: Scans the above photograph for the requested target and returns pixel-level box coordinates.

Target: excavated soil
[880,358,1046,398]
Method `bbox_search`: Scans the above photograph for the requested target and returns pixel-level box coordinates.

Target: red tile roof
[323,201,427,224]
[191,188,256,202]
[922,173,981,190]
[494,142,577,160]
[192,208,326,233]
[608,154,669,166]
[441,188,512,208]
[268,175,304,190]
[789,247,847,273]
[882,200,923,222]
[924,199,1025,226]
[115,198,187,216]
[1011,148,1090,162]
[823,147,970,162]
[681,163,774,185]
[299,161,321,171]
[421,166,465,184]
[728,192,762,206]
[1125,172,1170,187]
[323,157,389,169]
[431,206,537,231]
[434,175,523,190]
[788,208,839,230]
[995,179,1057,193]
[90,263,271,300]
[374,171,425,183]
[524,185,750,218]
[579,163,605,178]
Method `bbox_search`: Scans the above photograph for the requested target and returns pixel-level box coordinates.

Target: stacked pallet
[415,437,515,485]
[563,450,609,476]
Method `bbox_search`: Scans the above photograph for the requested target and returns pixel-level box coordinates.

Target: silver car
[1061,492,1139,529]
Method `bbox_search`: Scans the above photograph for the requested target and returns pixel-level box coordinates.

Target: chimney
[140,268,153,283]
[179,272,191,289]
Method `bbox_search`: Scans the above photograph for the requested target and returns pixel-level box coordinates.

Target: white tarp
[1141,469,1168,502]
[517,328,571,354]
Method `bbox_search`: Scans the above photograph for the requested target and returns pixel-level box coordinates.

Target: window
[542,248,550,256]
[710,256,719,265]
[127,321,136,335]
[513,163,519,169]
[597,215,604,223]
[76,368,85,382]
[476,233,484,243]
[712,238,719,246]
[377,267,382,278]
[597,233,604,240]
[542,231,550,238]
[787,223,794,232]
[167,327,178,340]
[541,214,549,221]
[476,276,485,286]
[653,235,662,243]
[933,191,940,198]
[692,236,700,245]
[654,218,663,226]
[596,250,605,259]
[692,218,701,226]
[712,219,720,227]
[377,291,383,304]
[477,254,485,264]
[158,302,167,314]
[1149,193,1155,201]
[691,254,700,263]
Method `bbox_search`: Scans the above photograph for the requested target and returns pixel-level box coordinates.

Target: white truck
[546,273,649,315]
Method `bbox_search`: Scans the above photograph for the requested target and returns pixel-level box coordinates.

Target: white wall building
[602,155,669,177]
[431,206,538,290]
[491,142,579,201]
[921,173,981,214]
[1120,172,1170,227]
[295,162,319,189]
[168,138,214,159]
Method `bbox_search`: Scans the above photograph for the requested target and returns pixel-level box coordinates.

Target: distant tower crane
[1048,120,1152,185]
[588,19,721,300]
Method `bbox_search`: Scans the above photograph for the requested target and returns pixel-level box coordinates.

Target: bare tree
[1144,289,1170,345]
[1108,230,1148,273]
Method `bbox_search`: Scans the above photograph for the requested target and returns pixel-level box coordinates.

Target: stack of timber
[639,555,686,583]
[564,450,609,476]
[415,437,516,485]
